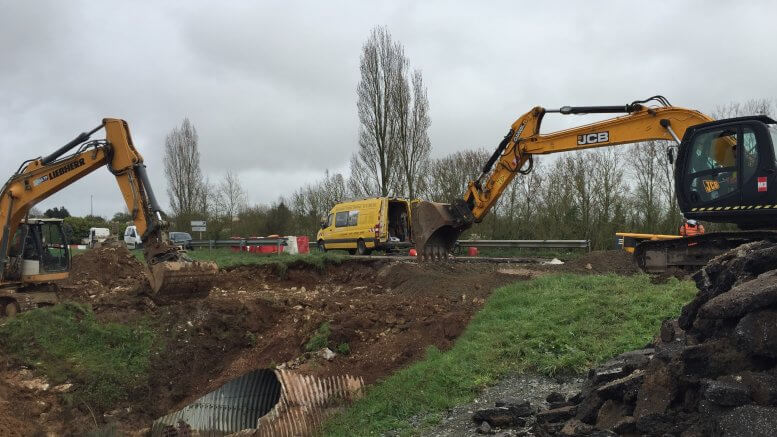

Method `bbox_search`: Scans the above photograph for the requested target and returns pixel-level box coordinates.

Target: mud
[562,250,641,276]
[2,252,533,435]
[0,247,663,435]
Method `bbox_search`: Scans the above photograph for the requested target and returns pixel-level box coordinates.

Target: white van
[124,225,142,249]
[89,227,111,248]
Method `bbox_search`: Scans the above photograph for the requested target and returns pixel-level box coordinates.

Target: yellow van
[316,197,412,254]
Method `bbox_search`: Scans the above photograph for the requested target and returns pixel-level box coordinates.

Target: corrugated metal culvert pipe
[152,369,364,436]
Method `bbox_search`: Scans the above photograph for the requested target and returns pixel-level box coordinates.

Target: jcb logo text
[577,131,609,145]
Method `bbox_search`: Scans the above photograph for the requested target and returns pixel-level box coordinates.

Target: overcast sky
[1,0,775,218]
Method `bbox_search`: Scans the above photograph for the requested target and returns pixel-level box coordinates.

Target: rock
[660,319,677,343]
[559,418,593,436]
[699,271,777,320]
[476,421,493,434]
[595,399,629,430]
[697,399,730,416]
[702,379,751,406]
[611,416,636,434]
[537,405,576,423]
[682,338,759,378]
[575,392,605,424]
[493,400,534,417]
[546,391,566,404]
[52,383,73,393]
[596,369,644,401]
[635,412,673,435]
[633,361,675,420]
[734,310,777,358]
[318,348,336,361]
[549,401,573,410]
[738,371,777,405]
[714,405,777,437]
[472,405,529,427]
[589,364,628,385]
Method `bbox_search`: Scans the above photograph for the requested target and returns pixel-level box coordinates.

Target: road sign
[192,226,206,232]
[191,220,206,227]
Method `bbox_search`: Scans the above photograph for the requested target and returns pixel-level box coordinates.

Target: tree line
[54,25,774,251]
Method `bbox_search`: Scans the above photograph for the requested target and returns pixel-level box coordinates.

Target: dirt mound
[67,244,147,290]
[562,250,641,275]
[508,241,777,436]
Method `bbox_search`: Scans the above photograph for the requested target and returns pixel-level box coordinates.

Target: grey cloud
[1,0,776,217]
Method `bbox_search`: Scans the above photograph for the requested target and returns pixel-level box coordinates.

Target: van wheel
[318,240,326,252]
[357,239,369,256]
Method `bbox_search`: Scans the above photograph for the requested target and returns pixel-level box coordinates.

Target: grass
[305,322,332,352]
[0,303,155,411]
[323,273,696,436]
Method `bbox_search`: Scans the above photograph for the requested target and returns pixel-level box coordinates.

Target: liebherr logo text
[49,158,86,181]
[577,131,609,145]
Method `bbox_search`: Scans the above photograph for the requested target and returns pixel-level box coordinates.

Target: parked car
[124,225,142,249]
[169,231,194,250]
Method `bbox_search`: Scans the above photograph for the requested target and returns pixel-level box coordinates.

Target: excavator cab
[6,218,70,283]
[676,116,777,229]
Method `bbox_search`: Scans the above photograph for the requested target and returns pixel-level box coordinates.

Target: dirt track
[0,247,637,435]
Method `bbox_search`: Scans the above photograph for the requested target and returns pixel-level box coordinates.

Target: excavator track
[633,230,777,273]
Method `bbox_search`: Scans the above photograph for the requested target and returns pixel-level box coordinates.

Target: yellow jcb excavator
[413,96,777,272]
[0,118,217,317]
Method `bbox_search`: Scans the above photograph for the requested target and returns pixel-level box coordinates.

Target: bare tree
[214,170,247,220]
[397,70,432,198]
[713,98,775,119]
[347,152,379,198]
[628,141,665,231]
[164,118,206,219]
[355,26,407,196]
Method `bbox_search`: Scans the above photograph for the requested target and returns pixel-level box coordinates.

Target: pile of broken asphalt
[470,241,777,436]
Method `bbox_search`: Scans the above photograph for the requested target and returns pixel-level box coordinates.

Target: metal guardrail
[190,238,287,251]
[191,238,589,251]
[457,239,590,250]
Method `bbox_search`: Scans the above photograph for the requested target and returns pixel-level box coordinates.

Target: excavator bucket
[411,199,475,260]
[146,259,218,301]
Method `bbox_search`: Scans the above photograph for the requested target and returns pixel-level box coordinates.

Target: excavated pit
[0,247,654,435]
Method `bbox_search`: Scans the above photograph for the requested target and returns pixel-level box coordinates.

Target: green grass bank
[323,273,696,436]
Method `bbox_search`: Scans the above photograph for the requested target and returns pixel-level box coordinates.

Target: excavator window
[38,222,68,273]
[686,128,739,203]
[742,127,760,182]
[769,125,777,161]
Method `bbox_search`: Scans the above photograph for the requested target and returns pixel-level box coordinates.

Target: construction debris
[470,241,777,436]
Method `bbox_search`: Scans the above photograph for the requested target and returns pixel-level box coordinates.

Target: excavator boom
[0,119,217,300]
[413,96,715,259]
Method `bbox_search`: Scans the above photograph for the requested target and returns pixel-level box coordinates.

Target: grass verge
[0,303,155,411]
[323,273,696,436]
[185,248,346,271]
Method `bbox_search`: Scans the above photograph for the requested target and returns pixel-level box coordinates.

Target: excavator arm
[0,118,216,297]
[412,97,714,259]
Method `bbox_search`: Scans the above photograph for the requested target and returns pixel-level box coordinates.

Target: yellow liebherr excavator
[0,118,217,316]
[413,96,777,272]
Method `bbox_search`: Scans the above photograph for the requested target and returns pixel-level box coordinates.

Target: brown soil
[0,250,641,435]
[561,250,641,275]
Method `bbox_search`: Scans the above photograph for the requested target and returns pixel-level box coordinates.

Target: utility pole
[90,195,93,216]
